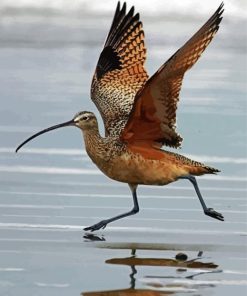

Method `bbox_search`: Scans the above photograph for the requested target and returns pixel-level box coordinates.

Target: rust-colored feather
[121,3,224,148]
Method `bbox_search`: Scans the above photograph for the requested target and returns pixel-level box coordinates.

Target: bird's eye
[81,116,89,121]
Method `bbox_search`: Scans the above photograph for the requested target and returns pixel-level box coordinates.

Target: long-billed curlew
[16,2,224,231]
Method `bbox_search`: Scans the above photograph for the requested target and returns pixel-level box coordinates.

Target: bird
[16,2,224,232]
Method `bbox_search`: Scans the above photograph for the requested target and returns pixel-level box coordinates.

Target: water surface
[0,1,246,295]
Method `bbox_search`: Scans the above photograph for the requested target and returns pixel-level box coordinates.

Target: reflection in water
[84,233,106,241]
[106,250,218,269]
[82,288,173,295]
[81,237,221,295]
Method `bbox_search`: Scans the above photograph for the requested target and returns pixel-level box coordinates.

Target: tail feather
[188,164,220,176]
[164,150,220,176]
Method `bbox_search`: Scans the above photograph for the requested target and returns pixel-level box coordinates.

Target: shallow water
[0,1,247,295]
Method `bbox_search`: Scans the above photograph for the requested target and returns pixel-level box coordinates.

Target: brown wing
[121,3,224,148]
[91,2,148,137]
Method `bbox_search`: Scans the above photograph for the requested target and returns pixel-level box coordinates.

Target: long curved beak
[16,119,74,153]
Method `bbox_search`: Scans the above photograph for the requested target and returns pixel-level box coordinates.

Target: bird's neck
[83,126,101,145]
[82,128,107,162]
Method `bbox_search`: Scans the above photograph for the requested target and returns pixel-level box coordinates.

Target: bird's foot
[204,208,224,221]
[84,220,108,232]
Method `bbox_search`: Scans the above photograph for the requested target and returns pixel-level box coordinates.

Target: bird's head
[73,111,98,130]
[15,111,98,153]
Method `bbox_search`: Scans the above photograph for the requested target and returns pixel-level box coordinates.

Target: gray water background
[0,1,246,295]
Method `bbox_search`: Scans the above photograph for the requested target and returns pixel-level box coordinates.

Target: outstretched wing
[91,2,148,137]
[121,3,224,148]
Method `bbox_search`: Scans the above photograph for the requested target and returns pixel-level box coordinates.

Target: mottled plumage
[91,2,148,137]
[16,2,225,231]
[92,2,223,150]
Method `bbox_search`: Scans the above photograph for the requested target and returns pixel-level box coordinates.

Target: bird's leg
[179,175,224,221]
[84,184,139,232]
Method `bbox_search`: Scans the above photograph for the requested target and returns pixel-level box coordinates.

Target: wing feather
[91,2,148,137]
[121,3,224,148]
